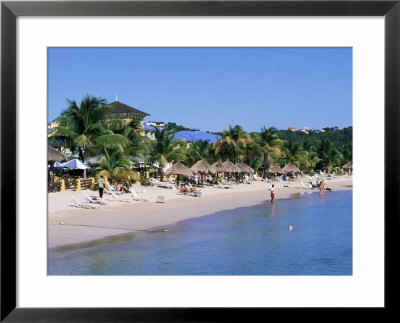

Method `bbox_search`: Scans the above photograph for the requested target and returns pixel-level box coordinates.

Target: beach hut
[48,146,67,184]
[343,162,353,169]
[190,159,215,174]
[222,160,242,182]
[212,161,230,180]
[267,164,283,175]
[236,162,254,174]
[190,159,215,183]
[282,163,300,174]
[48,146,67,162]
[164,162,194,177]
[222,160,242,173]
[212,161,230,173]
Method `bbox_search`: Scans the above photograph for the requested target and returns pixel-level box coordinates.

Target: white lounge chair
[157,195,166,203]
[81,193,107,205]
[221,179,232,185]
[69,198,99,209]
[150,178,162,185]
[104,187,121,195]
[108,190,133,203]
[217,181,232,189]
[129,188,149,202]
[166,179,176,189]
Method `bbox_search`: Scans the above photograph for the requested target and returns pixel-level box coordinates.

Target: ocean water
[48,190,352,275]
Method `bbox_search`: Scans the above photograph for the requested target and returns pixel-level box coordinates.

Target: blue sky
[48,47,352,132]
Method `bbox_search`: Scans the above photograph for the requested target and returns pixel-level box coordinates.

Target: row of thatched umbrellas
[164,160,306,178]
[267,162,300,175]
[165,159,255,178]
[267,162,353,175]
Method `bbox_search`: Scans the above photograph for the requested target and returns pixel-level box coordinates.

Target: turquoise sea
[48,190,352,275]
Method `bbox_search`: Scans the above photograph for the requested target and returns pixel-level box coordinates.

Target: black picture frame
[1,1,399,321]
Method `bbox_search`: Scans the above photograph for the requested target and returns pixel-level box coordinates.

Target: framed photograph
[1,0,399,321]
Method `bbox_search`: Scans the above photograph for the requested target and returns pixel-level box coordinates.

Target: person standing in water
[269,184,275,203]
[319,179,325,197]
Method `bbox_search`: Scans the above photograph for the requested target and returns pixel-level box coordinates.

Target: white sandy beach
[48,176,353,248]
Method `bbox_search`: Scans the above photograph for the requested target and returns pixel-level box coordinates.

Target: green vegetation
[50,95,353,181]
[277,126,352,147]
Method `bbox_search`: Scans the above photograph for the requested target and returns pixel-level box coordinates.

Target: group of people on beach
[97,175,130,198]
[179,183,199,194]
[268,179,327,204]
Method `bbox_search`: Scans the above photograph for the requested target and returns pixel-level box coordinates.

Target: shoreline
[48,176,353,249]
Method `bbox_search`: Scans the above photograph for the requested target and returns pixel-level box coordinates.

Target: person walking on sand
[98,175,105,198]
[269,184,275,203]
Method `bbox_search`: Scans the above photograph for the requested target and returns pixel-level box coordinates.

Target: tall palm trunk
[78,148,87,179]
[262,152,267,179]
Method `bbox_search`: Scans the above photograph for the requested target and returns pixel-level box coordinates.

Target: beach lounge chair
[81,193,107,205]
[166,179,176,189]
[108,190,133,203]
[221,179,232,185]
[129,188,149,202]
[157,195,166,203]
[217,181,232,189]
[69,198,99,209]
[150,178,162,186]
[104,187,122,195]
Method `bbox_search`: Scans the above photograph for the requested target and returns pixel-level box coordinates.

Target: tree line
[49,95,353,183]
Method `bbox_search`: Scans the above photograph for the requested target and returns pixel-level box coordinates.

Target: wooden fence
[48,178,94,192]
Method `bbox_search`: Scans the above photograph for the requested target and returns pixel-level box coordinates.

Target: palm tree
[339,144,353,166]
[253,126,282,178]
[103,118,148,160]
[313,139,344,173]
[213,125,254,162]
[185,140,213,167]
[50,94,134,160]
[50,95,110,162]
[280,141,310,169]
[96,149,138,183]
[149,126,186,179]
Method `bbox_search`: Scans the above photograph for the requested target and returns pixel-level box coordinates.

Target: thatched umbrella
[236,162,254,174]
[212,161,230,173]
[190,159,215,174]
[222,160,242,173]
[212,161,230,180]
[282,162,300,173]
[48,146,67,184]
[343,162,353,169]
[267,164,283,174]
[164,162,194,177]
[48,146,67,161]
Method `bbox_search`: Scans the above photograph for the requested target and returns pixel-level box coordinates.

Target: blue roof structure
[173,130,222,144]
[143,124,154,131]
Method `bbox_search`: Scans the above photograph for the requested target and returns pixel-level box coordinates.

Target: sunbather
[180,184,189,194]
